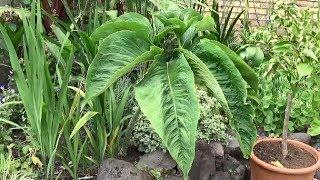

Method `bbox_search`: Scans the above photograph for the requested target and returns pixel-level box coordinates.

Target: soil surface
[253,141,316,169]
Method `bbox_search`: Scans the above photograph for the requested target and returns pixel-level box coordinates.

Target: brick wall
[211,0,319,26]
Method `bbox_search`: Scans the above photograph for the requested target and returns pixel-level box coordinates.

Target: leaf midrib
[165,62,180,150]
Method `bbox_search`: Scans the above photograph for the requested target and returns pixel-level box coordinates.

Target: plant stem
[282,92,293,158]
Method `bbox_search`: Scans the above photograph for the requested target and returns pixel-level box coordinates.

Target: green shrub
[197,89,230,142]
[243,1,320,135]
[132,88,230,153]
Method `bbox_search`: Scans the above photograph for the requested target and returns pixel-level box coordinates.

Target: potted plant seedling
[250,31,320,180]
[250,90,320,179]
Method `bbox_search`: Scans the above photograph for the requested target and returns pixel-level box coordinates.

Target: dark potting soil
[253,141,316,169]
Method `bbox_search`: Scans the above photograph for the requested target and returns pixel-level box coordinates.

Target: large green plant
[85,8,257,178]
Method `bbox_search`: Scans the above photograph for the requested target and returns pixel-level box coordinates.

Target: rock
[210,141,224,157]
[0,64,11,87]
[239,159,250,180]
[211,171,231,180]
[225,137,241,159]
[164,175,183,180]
[223,155,246,180]
[288,132,311,145]
[258,128,267,138]
[97,158,152,180]
[314,143,320,151]
[0,0,11,6]
[211,142,224,172]
[190,140,216,180]
[315,169,320,179]
[137,150,177,173]
[215,156,224,172]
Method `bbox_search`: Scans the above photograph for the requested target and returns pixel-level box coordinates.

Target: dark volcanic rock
[137,150,177,173]
[223,155,246,180]
[288,132,311,145]
[225,137,241,159]
[190,140,216,180]
[97,158,152,180]
[211,171,231,180]
[315,169,320,179]
[0,64,11,87]
[164,175,183,180]
[210,141,224,157]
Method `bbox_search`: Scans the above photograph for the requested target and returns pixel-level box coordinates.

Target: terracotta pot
[250,138,320,180]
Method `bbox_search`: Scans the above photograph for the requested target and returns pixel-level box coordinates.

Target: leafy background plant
[243,1,320,136]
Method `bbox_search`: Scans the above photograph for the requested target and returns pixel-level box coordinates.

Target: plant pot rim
[251,137,320,175]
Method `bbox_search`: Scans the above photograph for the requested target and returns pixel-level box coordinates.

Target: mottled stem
[282,92,293,158]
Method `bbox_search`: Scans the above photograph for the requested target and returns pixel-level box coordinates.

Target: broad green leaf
[297,63,313,78]
[302,49,318,61]
[182,16,215,46]
[117,13,152,31]
[239,46,264,67]
[85,30,162,101]
[195,16,215,32]
[70,111,98,139]
[192,39,257,158]
[154,25,180,44]
[178,48,231,117]
[135,54,200,179]
[272,41,293,53]
[212,41,259,91]
[149,0,182,14]
[308,120,320,136]
[156,15,186,35]
[91,13,152,42]
[180,8,202,22]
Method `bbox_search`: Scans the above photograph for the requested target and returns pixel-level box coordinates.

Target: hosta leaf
[135,54,200,179]
[85,30,162,101]
[192,39,257,158]
[212,40,259,91]
[91,13,152,42]
[178,48,231,117]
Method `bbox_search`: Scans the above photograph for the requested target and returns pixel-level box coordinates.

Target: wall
[211,0,319,26]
